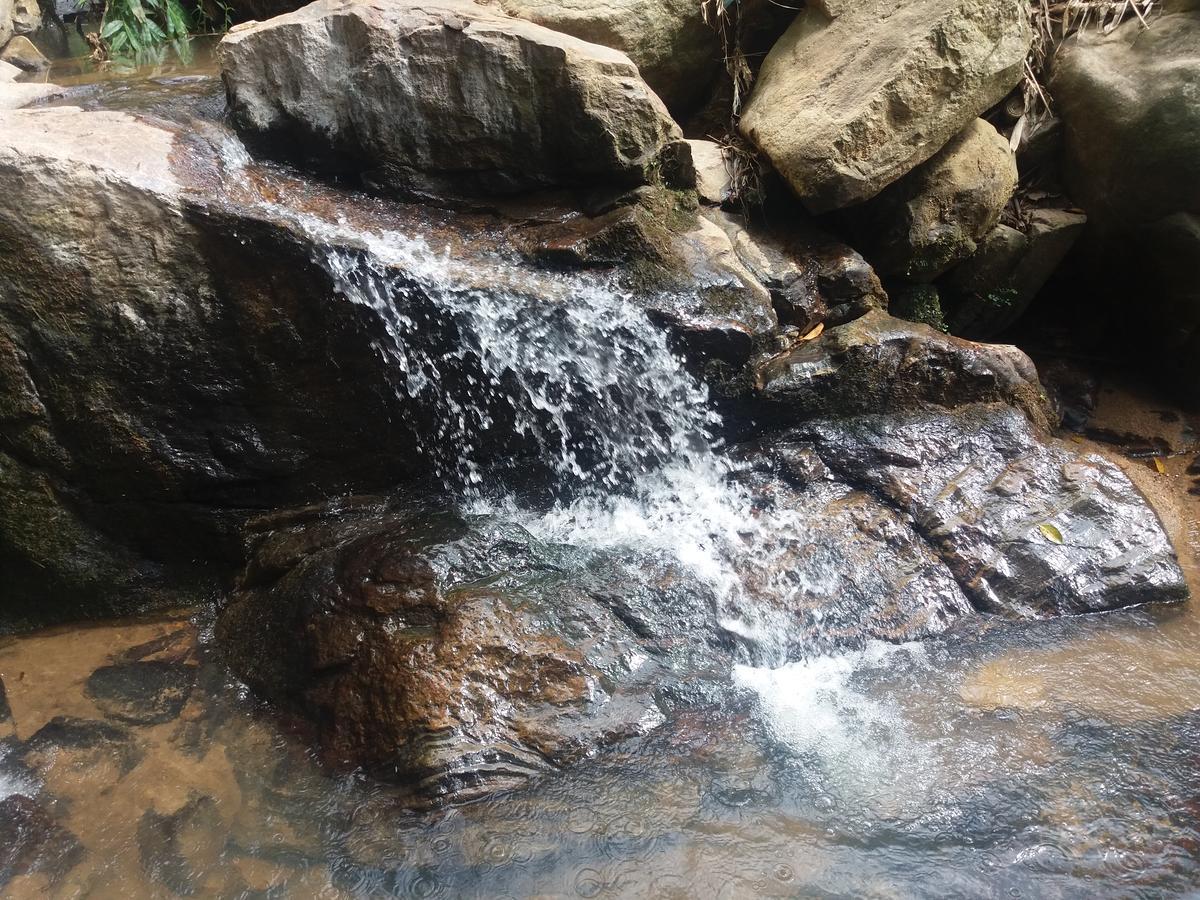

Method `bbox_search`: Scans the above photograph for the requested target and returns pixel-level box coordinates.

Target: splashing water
[255,207,818,660]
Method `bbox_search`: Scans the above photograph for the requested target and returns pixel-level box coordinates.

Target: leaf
[1038,523,1064,545]
[799,322,824,342]
[100,18,123,37]
[1153,457,1166,474]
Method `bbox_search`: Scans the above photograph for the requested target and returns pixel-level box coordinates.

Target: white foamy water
[249,209,817,656]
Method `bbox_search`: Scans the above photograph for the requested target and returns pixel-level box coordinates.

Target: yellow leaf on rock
[1153,457,1166,474]
[1038,522,1064,545]
[799,322,824,342]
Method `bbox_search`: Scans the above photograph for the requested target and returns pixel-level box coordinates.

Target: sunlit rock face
[739,0,1029,212]
[218,0,692,197]
[496,0,722,115]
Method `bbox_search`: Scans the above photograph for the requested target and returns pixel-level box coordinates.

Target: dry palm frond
[1024,0,1157,115]
[1012,0,1155,158]
[700,0,768,208]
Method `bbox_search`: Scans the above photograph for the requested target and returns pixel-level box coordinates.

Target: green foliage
[892,285,948,333]
[99,0,191,58]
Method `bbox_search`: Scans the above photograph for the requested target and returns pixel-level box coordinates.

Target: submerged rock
[22,716,144,778]
[739,0,1029,211]
[85,661,197,725]
[137,796,225,896]
[0,106,428,623]
[219,0,691,197]
[0,794,85,889]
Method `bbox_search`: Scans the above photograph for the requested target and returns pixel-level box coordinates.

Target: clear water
[4,64,1200,899]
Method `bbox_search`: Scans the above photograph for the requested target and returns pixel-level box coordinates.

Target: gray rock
[843,119,1018,282]
[687,139,730,206]
[739,0,1029,212]
[10,0,39,35]
[497,0,721,114]
[0,35,48,72]
[1051,10,1200,396]
[793,404,1189,616]
[0,674,9,723]
[85,661,197,725]
[0,80,59,108]
[219,0,691,197]
[756,309,1051,429]
[1053,13,1200,229]
[945,209,1087,340]
[0,0,12,46]
[707,209,888,331]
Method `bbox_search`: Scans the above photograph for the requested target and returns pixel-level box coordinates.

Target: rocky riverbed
[1,0,1199,895]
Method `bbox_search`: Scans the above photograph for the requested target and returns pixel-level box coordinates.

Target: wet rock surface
[219,0,690,197]
[792,404,1189,616]
[218,498,724,801]
[755,309,1052,429]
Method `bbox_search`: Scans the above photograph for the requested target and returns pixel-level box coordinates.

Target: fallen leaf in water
[1038,523,1064,544]
[1153,457,1166,474]
[799,322,824,342]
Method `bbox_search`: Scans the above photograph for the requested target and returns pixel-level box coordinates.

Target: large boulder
[496,0,721,114]
[219,0,691,197]
[10,0,39,36]
[0,106,429,625]
[0,35,48,73]
[1052,11,1200,397]
[755,308,1052,429]
[842,119,1018,282]
[739,0,1029,212]
[0,103,774,628]
[0,0,13,47]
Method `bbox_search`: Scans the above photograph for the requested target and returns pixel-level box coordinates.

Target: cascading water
[245,201,826,665]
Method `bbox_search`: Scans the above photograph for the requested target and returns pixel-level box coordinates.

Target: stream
[3,42,1200,900]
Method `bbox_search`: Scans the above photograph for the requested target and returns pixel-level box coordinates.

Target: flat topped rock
[0,107,178,191]
[219,0,691,196]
